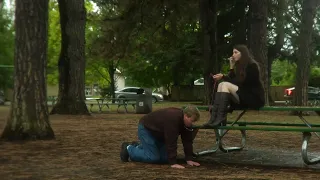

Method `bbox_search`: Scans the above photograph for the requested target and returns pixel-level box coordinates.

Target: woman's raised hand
[229,57,236,69]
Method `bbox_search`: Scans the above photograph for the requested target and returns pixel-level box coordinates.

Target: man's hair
[183,105,200,121]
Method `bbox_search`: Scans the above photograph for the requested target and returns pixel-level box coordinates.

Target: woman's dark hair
[233,44,259,82]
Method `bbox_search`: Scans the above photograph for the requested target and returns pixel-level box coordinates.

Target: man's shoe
[120,142,130,162]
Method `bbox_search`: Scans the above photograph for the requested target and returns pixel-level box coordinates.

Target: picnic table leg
[219,130,247,153]
[220,110,247,138]
[218,110,247,153]
[301,132,320,165]
[194,129,220,156]
[116,100,128,113]
[194,110,248,156]
[117,104,128,113]
[218,126,246,153]
[124,104,128,113]
[105,104,110,111]
[89,104,94,113]
[117,104,121,113]
[298,113,320,138]
[96,99,104,113]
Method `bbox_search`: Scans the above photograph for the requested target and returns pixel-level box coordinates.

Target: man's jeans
[127,124,168,164]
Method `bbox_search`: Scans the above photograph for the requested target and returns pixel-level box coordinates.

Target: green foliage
[271,60,320,87]
[85,1,113,86]
[220,62,231,75]
[271,59,296,86]
[85,60,111,87]
[0,8,14,90]
[47,0,110,86]
[86,0,203,90]
[262,64,319,89]
[309,67,320,87]
[89,0,320,91]
[47,0,61,85]
[107,0,202,88]
[85,18,112,86]
[121,29,202,88]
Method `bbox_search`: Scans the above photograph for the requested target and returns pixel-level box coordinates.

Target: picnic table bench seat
[185,105,320,112]
[181,105,320,165]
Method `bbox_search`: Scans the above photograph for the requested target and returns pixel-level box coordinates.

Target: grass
[0,102,320,179]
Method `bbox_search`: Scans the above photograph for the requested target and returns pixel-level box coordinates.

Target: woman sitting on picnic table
[203,44,265,127]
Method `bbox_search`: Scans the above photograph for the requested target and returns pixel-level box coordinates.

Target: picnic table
[181,105,320,165]
[86,97,136,113]
[48,96,57,106]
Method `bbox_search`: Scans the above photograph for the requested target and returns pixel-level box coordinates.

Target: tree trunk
[170,6,180,87]
[246,0,252,45]
[248,0,269,105]
[0,0,3,11]
[267,0,286,104]
[294,0,319,106]
[1,0,54,140]
[50,0,89,115]
[200,0,218,105]
[234,0,248,44]
[108,63,116,99]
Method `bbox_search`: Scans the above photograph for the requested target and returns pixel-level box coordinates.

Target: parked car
[284,86,320,106]
[115,87,164,103]
[0,90,5,105]
[194,78,204,85]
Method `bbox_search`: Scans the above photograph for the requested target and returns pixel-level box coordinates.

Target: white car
[115,87,164,103]
[194,78,204,85]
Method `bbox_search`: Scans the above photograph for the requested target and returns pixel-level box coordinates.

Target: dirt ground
[0,103,320,180]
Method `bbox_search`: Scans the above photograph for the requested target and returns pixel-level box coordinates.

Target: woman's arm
[222,69,236,81]
[223,69,243,85]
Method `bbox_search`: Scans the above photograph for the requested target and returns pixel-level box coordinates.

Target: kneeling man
[120,106,200,169]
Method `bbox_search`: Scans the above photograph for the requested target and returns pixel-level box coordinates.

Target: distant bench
[181,105,320,165]
[86,98,136,113]
[46,96,136,113]
[48,96,57,106]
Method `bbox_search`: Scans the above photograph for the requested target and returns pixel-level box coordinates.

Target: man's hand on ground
[171,164,185,169]
[186,160,200,167]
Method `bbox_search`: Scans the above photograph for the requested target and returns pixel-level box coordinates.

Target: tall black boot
[203,92,221,127]
[206,92,230,127]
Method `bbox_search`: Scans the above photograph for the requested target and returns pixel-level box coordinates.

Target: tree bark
[267,0,287,104]
[234,0,248,44]
[108,63,116,99]
[1,0,54,140]
[170,4,181,87]
[50,0,89,115]
[200,0,218,105]
[248,0,269,105]
[294,0,320,106]
[0,0,3,11]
